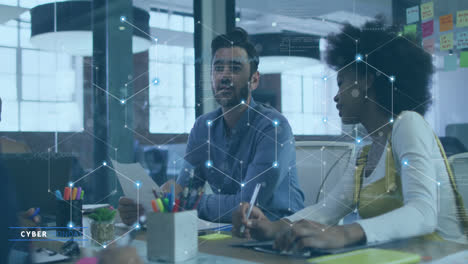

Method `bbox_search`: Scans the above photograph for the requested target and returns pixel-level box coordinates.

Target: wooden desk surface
[33,231,468,264]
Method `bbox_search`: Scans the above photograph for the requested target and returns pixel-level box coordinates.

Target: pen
[72,187,77,200]
[156,198,165,213]
[29,208,40,220]
[80,190,84,200]
[76,187,82,200]
[64,187,71,200]
[173,199,180,212]
[151,200,159,212]
[192,189,204,210]
[55,190,63,200]
[240,183,262,233]
[152,188,159,199]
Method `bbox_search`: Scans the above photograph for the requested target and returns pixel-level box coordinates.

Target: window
[0,6,83,132]
[281,65,341,135]
[148,11,195,134]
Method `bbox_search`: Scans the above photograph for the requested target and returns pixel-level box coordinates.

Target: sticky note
[457,10,468,27]
[444,55,457,71]
[439,14,454,32]
[461,52,468,68]
[199,233,232,240]
[422,20,434,38]
[423,38,435,54]
[421,2,434,20]
[406,6,419,24]
[457,31,468,49]
[440,33,454,51]
[404,24,417,36]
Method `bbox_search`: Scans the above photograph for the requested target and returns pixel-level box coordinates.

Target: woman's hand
[274,220,366,252]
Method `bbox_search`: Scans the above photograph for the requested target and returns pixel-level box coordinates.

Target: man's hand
[18,208,41,229]
[232,202,286,241]
[273,220,366,251]
[118,197,145,226]
[98,246,142,264]
[160,180,183,197]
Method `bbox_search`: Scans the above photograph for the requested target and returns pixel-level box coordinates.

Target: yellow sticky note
[307,248,420,264]
[404,24,417,36]
[421,2,434,20]
[439,14,454,32]
[460,52,468,68]
[440,33,454,51]
[457,10,468,27]
[199,233,231,240]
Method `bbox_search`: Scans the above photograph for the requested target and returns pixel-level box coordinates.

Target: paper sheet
[111,159,160,213]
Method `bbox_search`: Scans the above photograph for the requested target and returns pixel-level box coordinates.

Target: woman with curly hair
[232,17,468,250]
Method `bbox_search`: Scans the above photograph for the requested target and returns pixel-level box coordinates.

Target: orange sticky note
[440,33,454,51]
[439,14,454,32]
[457,10,468,28]
[421,2,434,20]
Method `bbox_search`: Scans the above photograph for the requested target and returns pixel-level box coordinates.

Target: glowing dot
[402,159,409,166]
[103,245,107,248]
[355,54,362,61]
[356,138,362,144]
[272,22,277,27]
[152,78,160,85]
[102,161,107,166]
[205,160,212,168]
[69,182,73,187]
[207,120,212,126]
[68,222,73,228]
[322,117,328,123]
[121,99,126,104]
[241,183,245,187]
[135,224,141,230]
[235,17,240,22]
[323,76,328,81]
[273,161,278,168]
[135,181,141,188]
[120,16,126,22]
[437,182,441,186]
[390,118,394,123]
[154,38,158,42]
[273,120,279,127]
[241,100,245,104]
[389,76,395,82]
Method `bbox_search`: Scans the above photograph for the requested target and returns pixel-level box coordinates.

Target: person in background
[232,17,467,250]
[119,28,304,224]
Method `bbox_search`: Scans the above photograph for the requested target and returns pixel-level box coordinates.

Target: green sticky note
[404,24,417,35]
[444,55,457,71]
[199,233,231,240]
[461,52,468,68]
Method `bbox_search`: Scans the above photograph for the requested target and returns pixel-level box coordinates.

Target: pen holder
[147,210,198,262]
[56,199,83,237]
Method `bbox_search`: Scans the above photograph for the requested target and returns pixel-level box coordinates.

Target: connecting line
[174,142,208,164]
[366,35,400,57]
[106,166,136,184]
[210,104,244,123]
[360,60,391,79]
[365,97,393,116]
[123,20,155,41]
[197,21,232,43]
[79,230,104,247]
[248,124,276,142]
[391,82,394,116]
[210,166,241,185]
[400,35,433,56]
[125,70,149,86]
[83,130,116,151]
[404,163,439,185]
[106,226,138,247]
[210,142,241,162]
[244,166,274,185]
[124,125,157,145]
[360,121,392,141]
[245,104,274,122]
[48,131,81,150]
[73,165,104,185]
[93,190,117,204]
[275,126,278,162]
[92,83,121,101]
[125,82,152,101]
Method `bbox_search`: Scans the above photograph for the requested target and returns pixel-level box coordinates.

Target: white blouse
[286,111,467,244]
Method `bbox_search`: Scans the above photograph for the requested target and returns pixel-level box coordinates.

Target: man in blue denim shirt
[174,28,304,223]
[118,28,304,225]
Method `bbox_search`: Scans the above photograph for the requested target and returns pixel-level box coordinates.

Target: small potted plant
[89,207,116,245]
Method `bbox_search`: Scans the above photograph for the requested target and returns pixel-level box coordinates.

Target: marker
[76,187,82,200]
[156,198,165,213]
[152,188,159,199]
[163,198,169,211]
[55,190,63,200]
[72,187,78,200]
[172,199,180,212]
[151,200,159,212]
[80,190,84,200]
[192,189,204,210]
[240,183,262,233]
[64,187,71,200]
[29,208,40,220]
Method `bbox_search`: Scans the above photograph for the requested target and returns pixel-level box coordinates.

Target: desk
[33,230,467,264]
